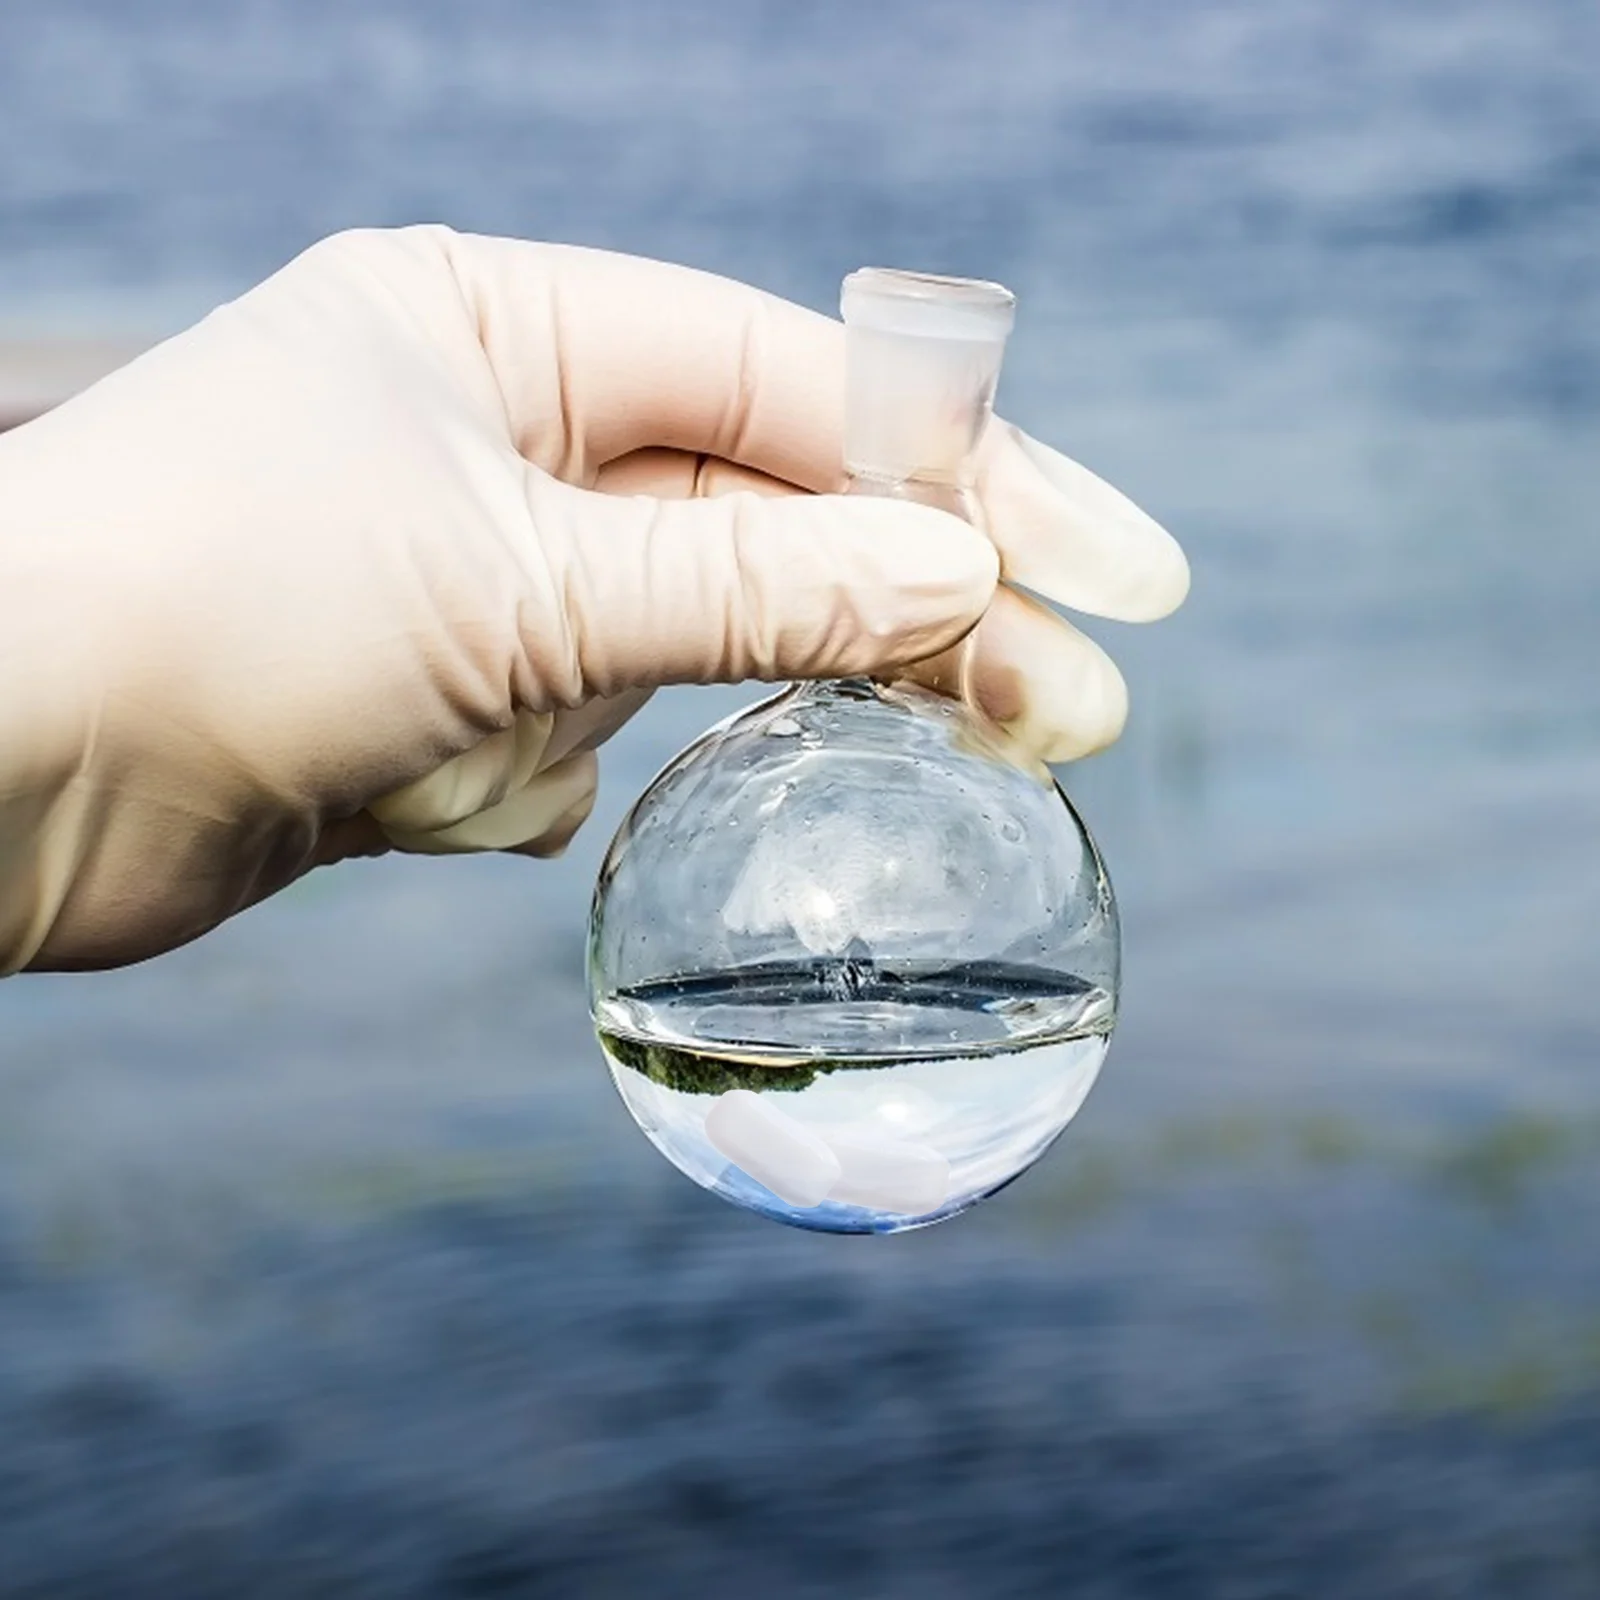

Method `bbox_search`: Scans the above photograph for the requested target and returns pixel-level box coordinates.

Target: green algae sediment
[598,1030,890,1095]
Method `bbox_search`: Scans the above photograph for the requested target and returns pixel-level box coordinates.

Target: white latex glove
[0,227,1187,973]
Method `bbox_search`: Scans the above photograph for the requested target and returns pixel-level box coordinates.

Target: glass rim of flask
[843,266,1015,311]
[842,267,1016,342]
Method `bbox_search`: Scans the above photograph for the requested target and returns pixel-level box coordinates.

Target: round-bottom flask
[587,269,1120,1233]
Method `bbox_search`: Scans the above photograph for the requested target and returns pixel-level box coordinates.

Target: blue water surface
[2,1,1599,1594]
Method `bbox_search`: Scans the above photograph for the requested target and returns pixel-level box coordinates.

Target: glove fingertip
[983,422,1191,622]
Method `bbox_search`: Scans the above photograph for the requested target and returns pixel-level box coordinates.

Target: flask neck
[824,267,1013,704]
[796,471,981,709]
[840,267,1014,489]
[842,469,982,529]
[842,336,1005,489]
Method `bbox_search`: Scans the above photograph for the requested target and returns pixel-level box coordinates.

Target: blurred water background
[2,0,1599,1593]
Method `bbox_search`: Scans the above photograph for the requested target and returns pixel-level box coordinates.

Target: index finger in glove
[440,233,847,493]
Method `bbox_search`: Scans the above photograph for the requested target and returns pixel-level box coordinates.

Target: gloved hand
[0,227,1187,973]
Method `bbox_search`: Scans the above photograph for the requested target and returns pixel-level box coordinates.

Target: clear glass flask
[587,268,1119,1234]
